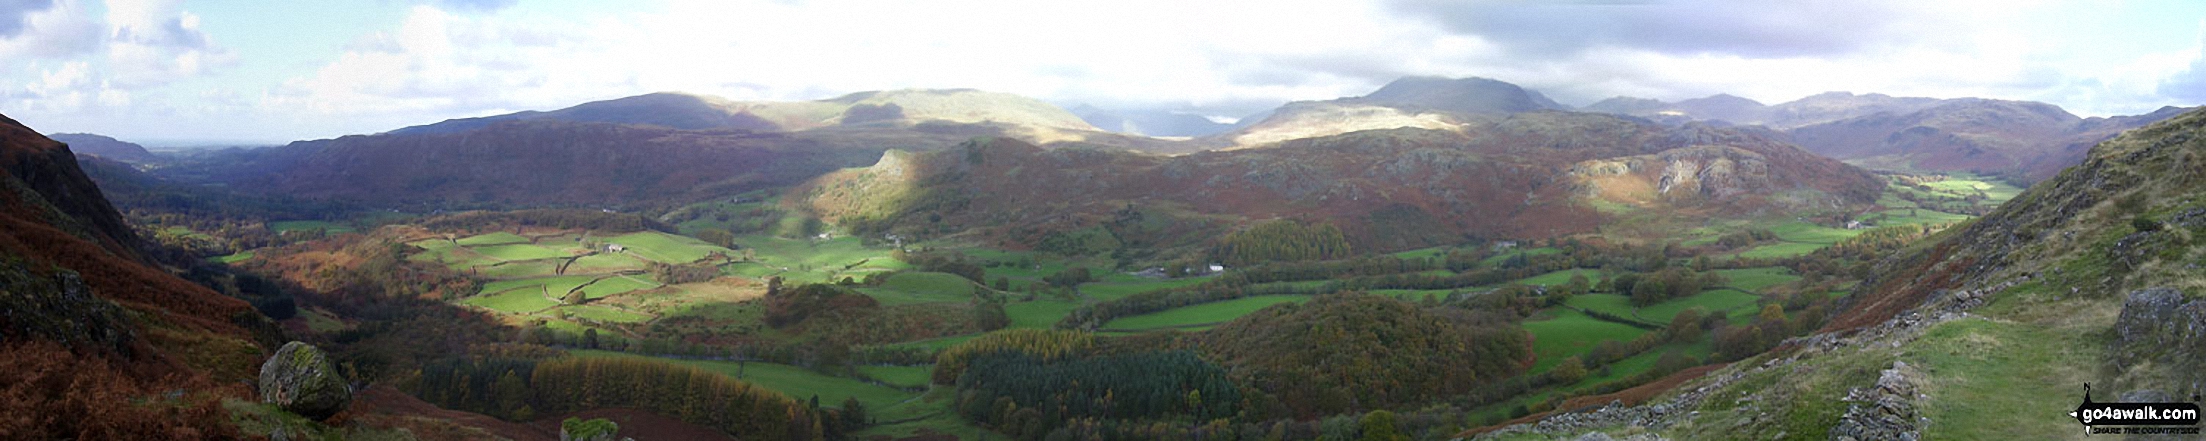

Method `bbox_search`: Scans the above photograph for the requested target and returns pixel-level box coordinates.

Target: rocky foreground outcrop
[259,341,353,420]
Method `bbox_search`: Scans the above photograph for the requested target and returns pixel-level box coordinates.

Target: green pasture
[1100,295,1311,331]
[569,350,917,411]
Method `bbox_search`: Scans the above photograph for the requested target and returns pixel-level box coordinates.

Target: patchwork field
[1100,295,1311,331]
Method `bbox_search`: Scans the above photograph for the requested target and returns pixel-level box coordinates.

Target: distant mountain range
[113,75,2192,253]
[47,133,158,163]
[1580,92,2192,182]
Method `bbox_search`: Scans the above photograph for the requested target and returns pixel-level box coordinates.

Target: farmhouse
[607,243,625,253]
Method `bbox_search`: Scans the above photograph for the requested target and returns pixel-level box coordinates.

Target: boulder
[561,417,620,441]
[257,341,352,420]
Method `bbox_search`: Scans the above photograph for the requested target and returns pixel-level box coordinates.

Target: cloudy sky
[4,0,2205,145]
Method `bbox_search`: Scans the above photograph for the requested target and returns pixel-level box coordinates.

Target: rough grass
[470,244,570,261]
[1100,295,1311,331]
[1912,312,2108,440]
[569,349,918,411]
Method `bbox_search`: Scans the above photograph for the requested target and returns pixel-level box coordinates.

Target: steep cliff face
[1,112,268,367]
[1,115,142,258]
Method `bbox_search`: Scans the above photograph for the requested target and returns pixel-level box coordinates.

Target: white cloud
[0,0,98,59]
[103,0,233,87]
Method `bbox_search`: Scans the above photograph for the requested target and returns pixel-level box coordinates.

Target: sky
[3,0,2206,145]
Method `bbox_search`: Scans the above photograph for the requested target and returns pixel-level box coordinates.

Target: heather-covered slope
[0,113,271,437]
[797,111,1879,256]
[1473,107,2206,440]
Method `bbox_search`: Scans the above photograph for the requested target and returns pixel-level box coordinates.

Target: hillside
[0,113,272,436]
[230,120,982,208]
[1788,100,2189,182]
[49,132,160,163]
[1214,76,1569,147]
[1473,107,2206,440]
[796,111,1880,257]
[1070,104,1236,137]
[1584,91,1944,129]
[392,89,1105,137]
[1585,92,2189,183]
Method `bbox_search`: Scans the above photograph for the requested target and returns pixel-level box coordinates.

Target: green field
[1564,293,1637,320]
[857,365,932,388]
[1768,221,1862,244]
[1638,288,1762,324]
[477,275,599,299]
[563,305,653,323]
[1713,267,1800,292]
[876,334,981,352]
[727,236,906,284]
[565,253,645,273]
[1101,295,1311,331]
[1078,273,1212,302]
[462,287,559,313]
[1556,340,1714,393]
[478,261,560,279]
[578,275,660,299]
[1523,308,1650,373]
[569,350,917,411]
[1004,300,1080,329]
[858,272,977,306]
[1738,242,1828,259]
[455,232,531,246]
[1482,247,1561,266]
[605,231,730,264]
[1514,268,1596,287]
[211,251,255,264]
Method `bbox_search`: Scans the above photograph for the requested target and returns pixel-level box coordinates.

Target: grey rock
[257,342,353,420]
[2119,389,2174,403]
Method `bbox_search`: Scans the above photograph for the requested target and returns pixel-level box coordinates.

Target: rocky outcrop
[0,260,136,356]
[560,417,621,441]
[2111,288,2206,391]
[259,342,353,420]
[1832,361,1926,441]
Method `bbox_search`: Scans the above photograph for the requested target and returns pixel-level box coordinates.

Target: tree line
[414,355,851,440]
